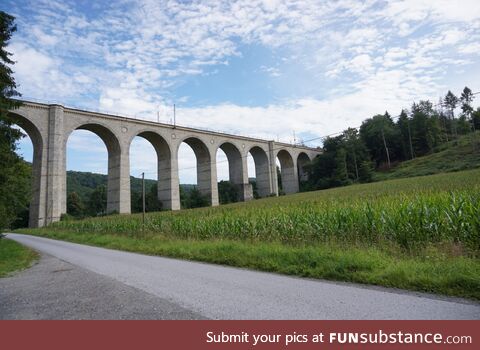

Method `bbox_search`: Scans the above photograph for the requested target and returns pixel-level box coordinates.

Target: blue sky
[4,0,480,183]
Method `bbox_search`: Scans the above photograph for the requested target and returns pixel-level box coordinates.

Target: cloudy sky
[5,0,480,183]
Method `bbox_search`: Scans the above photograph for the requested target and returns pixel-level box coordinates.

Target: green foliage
[473,108,480,130]
[375,132,480,181]
[0,238,38,277]
[0,12,29,230]
[87,185,107,216]
[360,112,401,167]
[131,183,162,213]
[306,86,478,193]
[307,127,370,189]
[460,87,474,118]
[67,192,85,218]
[358,160,373,183]
[218,180,240,204]
[181,186,210,209]
[0,11,21,113]
[67,170,157,203]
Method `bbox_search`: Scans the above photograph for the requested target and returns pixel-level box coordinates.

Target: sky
[4,0,480,183]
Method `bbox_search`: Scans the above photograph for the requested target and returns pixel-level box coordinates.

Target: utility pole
[142,172,145,230]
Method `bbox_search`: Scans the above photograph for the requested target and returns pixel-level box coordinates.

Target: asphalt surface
[0,253,204,320]
[4,233,480,320]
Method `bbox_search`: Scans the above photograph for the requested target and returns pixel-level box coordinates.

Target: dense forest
[302,87,479,191]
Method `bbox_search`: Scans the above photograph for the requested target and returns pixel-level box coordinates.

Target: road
[4,233,480,319]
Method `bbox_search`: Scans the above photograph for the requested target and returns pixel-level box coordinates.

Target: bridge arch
[129,130,173,210]
[248,145,271,198]
[216,141,248,202]
[65,122,126,215]
[7,111,45,227]
[297,152,311,185]
[276,149,298,194]
[177,136,217,206]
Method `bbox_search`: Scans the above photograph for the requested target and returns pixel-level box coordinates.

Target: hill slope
[67,171,157,203]
[67,171,196,203]
[374,133,480,181]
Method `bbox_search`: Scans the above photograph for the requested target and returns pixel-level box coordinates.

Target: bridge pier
[45,105,66,225]
[106,148,131,214]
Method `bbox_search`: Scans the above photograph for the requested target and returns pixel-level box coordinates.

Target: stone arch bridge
[9,101,321,227]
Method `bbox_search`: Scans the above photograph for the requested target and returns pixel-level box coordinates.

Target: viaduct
[9,101,321,228]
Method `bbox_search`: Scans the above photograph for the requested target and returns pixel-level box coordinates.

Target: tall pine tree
[0,11,29,229]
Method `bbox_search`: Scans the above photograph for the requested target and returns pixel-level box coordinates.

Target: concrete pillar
[281,156,299,194]
[159,146,180,210]
[107,147,131,214]
[268,141,279,196]
[44,105,65,225]
[203,147,219,206]
[29,138,47,227]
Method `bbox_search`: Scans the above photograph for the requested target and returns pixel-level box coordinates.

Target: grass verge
[0,237,38,277]
[16,230,480,300]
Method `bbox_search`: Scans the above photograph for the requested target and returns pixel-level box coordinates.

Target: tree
[460,86,474,119]
[218,180,239,204]
[410,101,441,156]
[185,187,209,209]
[460,86,476,134]
[0,12,21,114]
[443,90,459,138]
[145,183,162,212]
[332,147,349,185]
[0,12,28,229]
[472,108,480,130]
[67,192,85,217]
[360,113,401,168]
[87,185,107,216]
[396,109,414,160]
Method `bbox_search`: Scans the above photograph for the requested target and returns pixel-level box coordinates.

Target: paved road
[0,254,203,320]
[5,233,480,319]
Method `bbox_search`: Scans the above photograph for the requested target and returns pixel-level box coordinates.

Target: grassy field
[0,238,38,277]
[18,169,480,299]
[375,133,480,181]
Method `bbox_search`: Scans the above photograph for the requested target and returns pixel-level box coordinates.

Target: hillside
[374,132,480,181]
[67,171,194,202]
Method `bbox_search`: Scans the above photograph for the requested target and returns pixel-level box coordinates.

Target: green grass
[0,238,38,277]
[375,133,480,181]
[18,169,480,300]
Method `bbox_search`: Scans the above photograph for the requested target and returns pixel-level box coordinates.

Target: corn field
[47,169,480,253]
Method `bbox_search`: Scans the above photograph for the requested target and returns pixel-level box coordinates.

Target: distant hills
[67,171,195,202]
